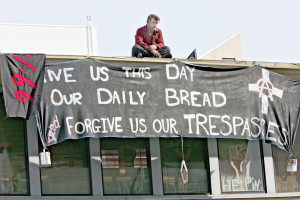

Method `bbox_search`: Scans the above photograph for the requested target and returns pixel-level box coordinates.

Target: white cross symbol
[248,68,283,114]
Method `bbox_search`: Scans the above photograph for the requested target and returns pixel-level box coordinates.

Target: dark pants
[132,44,172,58]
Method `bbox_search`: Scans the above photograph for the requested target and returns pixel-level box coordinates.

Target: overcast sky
[1,0,299,63]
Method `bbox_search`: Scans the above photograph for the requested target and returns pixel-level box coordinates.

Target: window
[0,96,28,194]
[272,127,300,192]
[100,138,152,195]
[160,138,210,194]
[40,139,91,195]
[218,139,264,192]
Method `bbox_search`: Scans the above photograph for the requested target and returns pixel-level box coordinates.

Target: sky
[0,0,299,63]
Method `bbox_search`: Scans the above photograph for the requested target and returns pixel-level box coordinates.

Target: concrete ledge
[45,55,300,70]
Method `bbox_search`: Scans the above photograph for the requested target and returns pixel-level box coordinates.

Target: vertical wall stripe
[262,143,276,193]
[89,138,103,196]
[208,138,221,195]
[26,115,42,196]
[150,138,164,195]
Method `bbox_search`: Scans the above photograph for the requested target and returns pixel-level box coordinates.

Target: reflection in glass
[0,97,28,194]
[160,138,209,194]
[100,138,152,195]
[272,128,300,192]
[41,139,91,195]
[218,139,264,192]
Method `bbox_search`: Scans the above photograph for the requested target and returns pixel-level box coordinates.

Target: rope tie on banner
[175,130,185,160]
[180,131,184,161]
[34,112,48,151]
[289,153,296,159]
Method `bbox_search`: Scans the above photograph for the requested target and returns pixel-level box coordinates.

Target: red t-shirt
[135,25,165,50]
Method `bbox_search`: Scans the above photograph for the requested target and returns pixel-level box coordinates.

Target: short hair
[147,14,160,22]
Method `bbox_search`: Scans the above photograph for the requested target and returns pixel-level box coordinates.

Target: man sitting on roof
[132,14,172,58]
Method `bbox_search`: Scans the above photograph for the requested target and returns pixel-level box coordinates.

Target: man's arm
[155,29,165,49]
[135,28,150,49]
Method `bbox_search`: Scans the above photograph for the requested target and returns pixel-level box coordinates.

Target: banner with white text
[34,58,300,153]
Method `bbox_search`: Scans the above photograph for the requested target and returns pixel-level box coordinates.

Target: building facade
[0,55,300,200]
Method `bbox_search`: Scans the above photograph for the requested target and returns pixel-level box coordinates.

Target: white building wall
[0,23,99,56]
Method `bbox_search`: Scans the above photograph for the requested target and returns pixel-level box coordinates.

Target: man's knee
[163,46,171,52]
[132,45,142,56]
[133,44,144,51]
[159,46,172,58]
[160,46,171,54]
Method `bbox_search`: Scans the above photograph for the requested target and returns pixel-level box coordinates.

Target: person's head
[146,14,160,31]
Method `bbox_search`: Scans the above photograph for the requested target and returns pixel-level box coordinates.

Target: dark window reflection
[100,138,152,195]
[160,138,210,194]
[40,139,91,195]
[0,96,28,194]
[272,125,300,192]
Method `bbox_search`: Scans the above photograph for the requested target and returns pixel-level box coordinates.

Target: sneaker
[137,53,143,58]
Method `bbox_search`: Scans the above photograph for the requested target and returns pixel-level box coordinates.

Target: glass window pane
[0,96,28,194]
[100,138,152,195]
[41,139,91,195]
[218,139,264,192]
[272,127,300,192]
[160,138,210,194]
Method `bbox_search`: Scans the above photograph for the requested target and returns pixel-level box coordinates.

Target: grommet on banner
[40,148,51,167]
[287,154,297,172]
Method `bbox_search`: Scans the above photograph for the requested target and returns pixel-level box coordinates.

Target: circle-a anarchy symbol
[256,78,274,101]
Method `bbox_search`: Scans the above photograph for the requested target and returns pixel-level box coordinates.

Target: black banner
[0,54,45,118]
[34,58,300,153]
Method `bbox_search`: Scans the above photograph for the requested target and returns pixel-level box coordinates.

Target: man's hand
[149,45,157,51]
[151,50,161,58]
[149,45,160,57]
